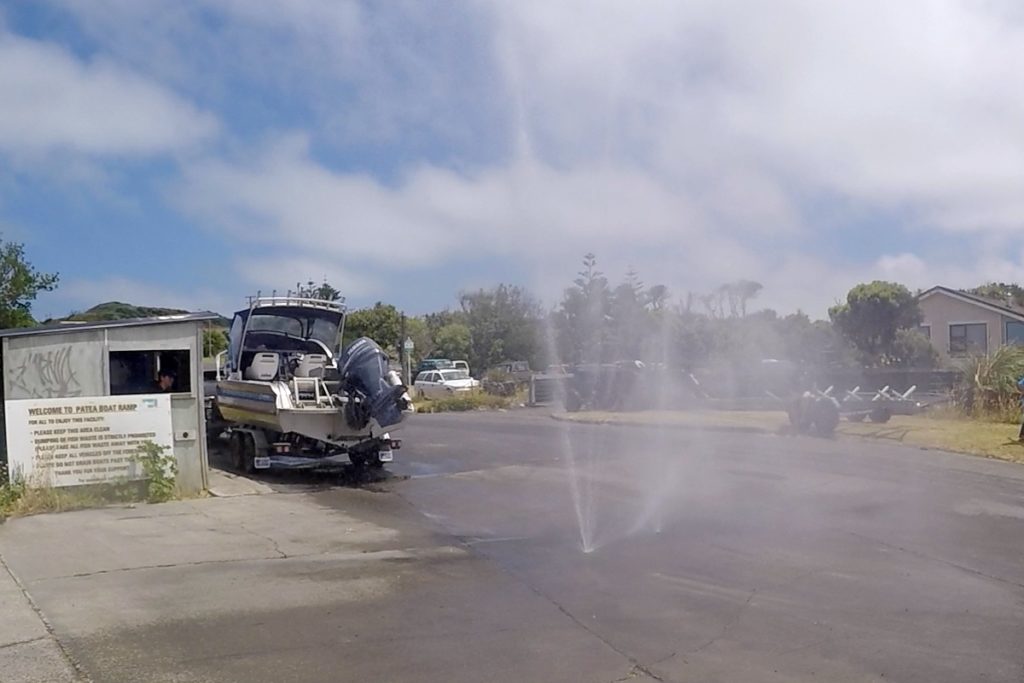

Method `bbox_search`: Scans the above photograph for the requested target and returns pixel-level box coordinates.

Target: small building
[917,286,1024,362]
[0,313,219,495]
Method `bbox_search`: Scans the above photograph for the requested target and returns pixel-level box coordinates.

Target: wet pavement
[388,410,1024,682]
[2,409,1023,682]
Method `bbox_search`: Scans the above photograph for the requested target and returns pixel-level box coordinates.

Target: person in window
[153,369,176,393]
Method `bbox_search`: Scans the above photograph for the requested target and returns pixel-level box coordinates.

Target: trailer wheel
[787,397,813,433]
[869,407,892,423]
[241,432,257,473]
[811,400,840,436]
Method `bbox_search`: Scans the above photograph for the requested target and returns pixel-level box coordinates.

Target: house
[917,286,1024,361]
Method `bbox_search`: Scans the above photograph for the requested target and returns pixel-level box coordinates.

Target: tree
[554,253,611,364]
[202,328,229,358]
[298,279,342,301]
[343,302,403,353]
[432,323,472,360]
[965,282,1024,308]
[829,281,923,365]
[459,284,541,373]
[0,240,59,328]
[889,328,939,368]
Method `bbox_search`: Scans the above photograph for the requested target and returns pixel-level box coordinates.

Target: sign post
[403,337,415,386]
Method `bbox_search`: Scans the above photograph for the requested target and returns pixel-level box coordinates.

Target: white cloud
[24,1,1024,316]
[0,30,217,157]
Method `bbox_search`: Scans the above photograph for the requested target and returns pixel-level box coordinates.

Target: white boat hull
[216,379,406,445]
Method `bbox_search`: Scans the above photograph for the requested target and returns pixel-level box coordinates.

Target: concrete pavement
[0,550,80,682]
[0,485,632,683]
[3,409,1024,682]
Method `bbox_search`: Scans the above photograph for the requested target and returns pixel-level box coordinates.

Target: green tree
[295,279,342,301]
[0,240,59,328]
[459,284,541,373]
[889,328,939,368]
[965,282,1024,308]
[432,323,472,360]
[829,281,923,365]
[202,328,229,358]
[554,253,611,364]
[343,302,403,353]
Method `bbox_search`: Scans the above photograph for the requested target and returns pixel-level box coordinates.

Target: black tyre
[788,398,813,433]
[238,432,257,474]
[811,399,840,436]
[229,432,245,471]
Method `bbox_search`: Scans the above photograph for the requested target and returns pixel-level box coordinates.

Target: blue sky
[4,1,1024,320]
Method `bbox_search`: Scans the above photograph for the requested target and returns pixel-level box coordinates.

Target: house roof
[918,286,1024,322]
[0,312,222,340]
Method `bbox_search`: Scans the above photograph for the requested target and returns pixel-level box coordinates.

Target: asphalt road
[4,410,1024,683]
[388,410,1024,682]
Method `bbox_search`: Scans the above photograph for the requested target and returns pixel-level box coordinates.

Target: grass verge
[415,392,514,413]
[0,479,148,521]
[555,410,1024,465]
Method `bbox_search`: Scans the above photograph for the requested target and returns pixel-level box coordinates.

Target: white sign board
[5,395,174,488]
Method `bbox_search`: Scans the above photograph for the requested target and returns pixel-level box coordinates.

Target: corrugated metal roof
[0,312,222,339]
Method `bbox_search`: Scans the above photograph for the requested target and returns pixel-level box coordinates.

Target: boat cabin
[225,296,347,382]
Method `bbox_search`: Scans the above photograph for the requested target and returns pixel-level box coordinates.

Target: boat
[212,293,414,470]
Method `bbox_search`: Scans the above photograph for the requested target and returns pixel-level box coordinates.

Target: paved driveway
[2,410,1023,682]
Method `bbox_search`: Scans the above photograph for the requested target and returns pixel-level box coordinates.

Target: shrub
[0,461,25,517]
[952,346,1024,422]
[132,442,178,503]
[415,392,512,413]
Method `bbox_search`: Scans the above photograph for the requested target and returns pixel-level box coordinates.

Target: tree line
[4,237,1016,376]
[340,254,946,376]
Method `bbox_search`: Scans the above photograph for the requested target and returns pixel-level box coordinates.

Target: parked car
[413,369,481,399]
[489,360,532,381]
[413,358,455,383]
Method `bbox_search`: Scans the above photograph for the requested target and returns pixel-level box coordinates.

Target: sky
[5,0,1024,320]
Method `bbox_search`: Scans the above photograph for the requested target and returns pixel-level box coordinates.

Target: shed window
[1007,321,1024,346]
[109,350,191,395]
[918,325,930,340]
[949,323,987,355]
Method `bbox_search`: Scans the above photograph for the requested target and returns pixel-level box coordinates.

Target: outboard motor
[337,337,412,430]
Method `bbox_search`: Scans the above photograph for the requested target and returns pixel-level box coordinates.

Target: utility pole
[400,313,408,384]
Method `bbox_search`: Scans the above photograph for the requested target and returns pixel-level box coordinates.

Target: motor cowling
[337,337,411,430]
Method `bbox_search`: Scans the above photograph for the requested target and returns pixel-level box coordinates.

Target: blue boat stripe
[217,388,278,403]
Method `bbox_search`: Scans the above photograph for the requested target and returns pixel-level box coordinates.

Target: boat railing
[247,294,347,313]
[291,376,336,408]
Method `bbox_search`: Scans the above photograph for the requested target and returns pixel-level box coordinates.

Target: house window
[109,350,191,395]
[918,325,930,340]
[949,323,987,355]
[1007,321,1024,346]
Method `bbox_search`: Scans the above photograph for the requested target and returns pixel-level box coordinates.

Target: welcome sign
[5,395,174,488]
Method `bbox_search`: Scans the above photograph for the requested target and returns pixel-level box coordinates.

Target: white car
[413,369,481,399]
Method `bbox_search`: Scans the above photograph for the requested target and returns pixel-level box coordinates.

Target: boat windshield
[247,312,341,349]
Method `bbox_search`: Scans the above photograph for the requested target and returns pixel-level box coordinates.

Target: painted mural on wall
[5,342,104,399]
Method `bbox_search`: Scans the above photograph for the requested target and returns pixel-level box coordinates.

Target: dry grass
[1,478,147,520]
[556,410,1024,465]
